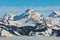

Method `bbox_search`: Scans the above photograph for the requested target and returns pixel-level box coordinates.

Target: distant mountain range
[0,9,60,37]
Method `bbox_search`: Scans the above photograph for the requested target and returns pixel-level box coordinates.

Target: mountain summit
[49,11,60,17]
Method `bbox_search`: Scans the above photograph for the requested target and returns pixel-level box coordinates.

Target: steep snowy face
[25,9,46,29]
[49,11,60,17]
[13,9,30,21]
[1,13,15,24]
[0,17,3,22]
[46,11,60,28]
[7,10,36,27]
[27,9,44,23]
[3,13,15,21]
[53,11,60,16]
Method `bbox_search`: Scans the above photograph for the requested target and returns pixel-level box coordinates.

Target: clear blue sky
[0,0,60,6]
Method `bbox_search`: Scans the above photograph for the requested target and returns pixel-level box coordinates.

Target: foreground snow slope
[0,36,60,40]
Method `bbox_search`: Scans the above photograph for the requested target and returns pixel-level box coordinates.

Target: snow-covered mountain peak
[3,13,15,21]
[4,13,14,16]
[25,9,34,13]
[53,11,60,15]
[49,11,60,17]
